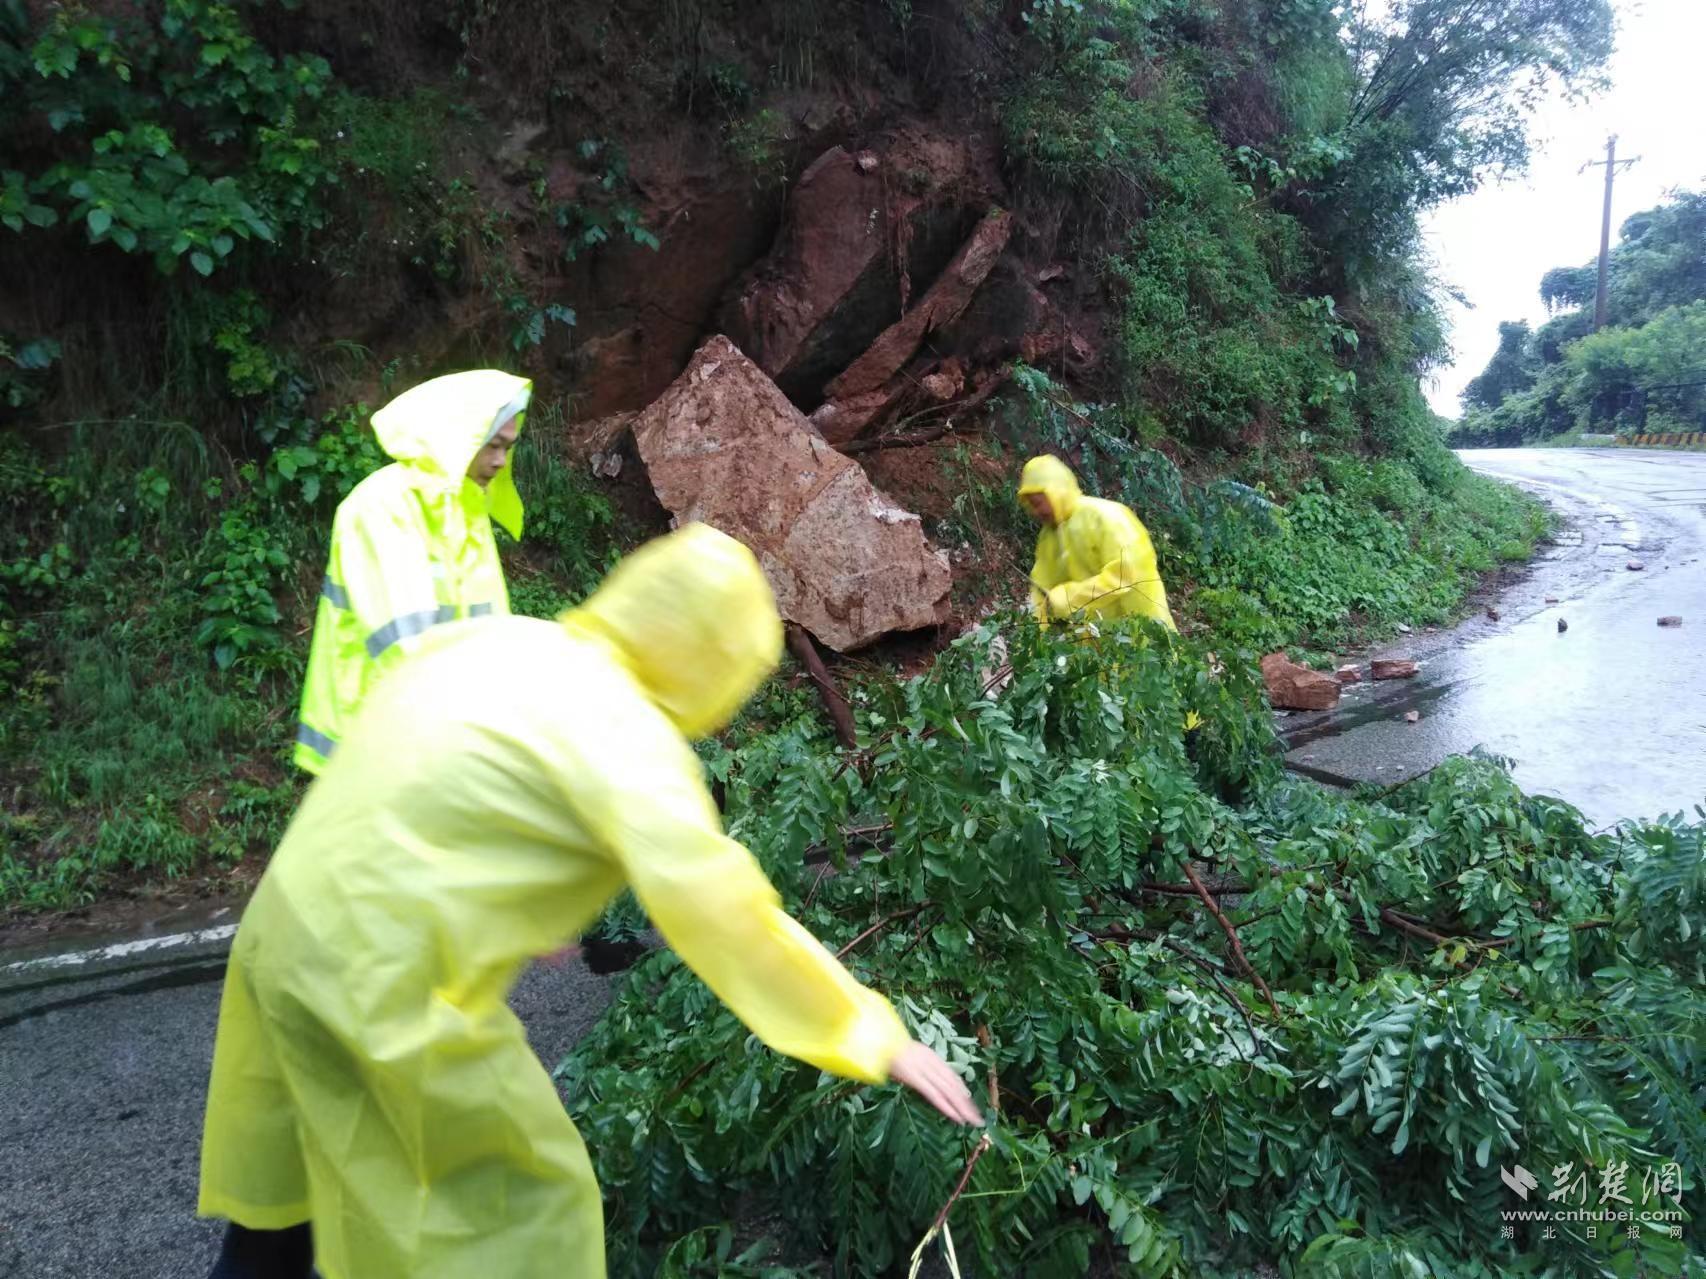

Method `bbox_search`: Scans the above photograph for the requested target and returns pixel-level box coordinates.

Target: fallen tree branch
[1183,862,1281,1017]
[787,623,857,750]
[659,1058,716,1106]
[1098,924,1264,1053]
[1139,877,1248,898]
[803,821,893,868]
[840,366,1011,456]
[976,1024,1001,1115]
[907,1131,995,1278]
[836,904,931,960]
[840,420,965,455]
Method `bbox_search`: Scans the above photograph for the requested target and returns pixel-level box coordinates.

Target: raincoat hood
[1017,454,1082,524]
[370,370,532,538]
[566,523,783,739]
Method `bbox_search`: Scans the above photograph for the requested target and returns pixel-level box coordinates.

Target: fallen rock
[813,209,1014,446]
[1403,710,1421,725]
[1486,606,1501,622]
[1628,560,1645,571]
[1335,664,1363,685]
[1260,652,1342,711]
[919,357,967,402]
[807,387,893,443]
[565,327,659,420]
[1544,596,1560,604]
[717,147,890,396]
[564,408,637,461]
[1370,659,1420,680]
[1395,623,1412,634]
[719,142,984,402]
[1558,618,1569,633]
[1658,615,1683,627]
[631,336,952,651]
[824,209,1014,401]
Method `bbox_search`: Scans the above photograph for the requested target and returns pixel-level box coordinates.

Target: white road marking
[1,924,237,977]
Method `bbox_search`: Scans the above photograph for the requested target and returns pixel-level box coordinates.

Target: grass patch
[1,410,622,914]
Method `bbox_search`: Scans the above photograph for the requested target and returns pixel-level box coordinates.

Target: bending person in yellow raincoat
[1017,454,1176,628]
[293,369,532,774]
[199,523,982,1279]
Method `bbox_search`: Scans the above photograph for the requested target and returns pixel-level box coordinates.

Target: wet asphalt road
[0,916,613,1278]
[1285,447,1706,827]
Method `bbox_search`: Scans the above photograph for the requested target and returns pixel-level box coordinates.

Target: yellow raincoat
[293,369,532,774]
[1018,454,1176,629]
[200,524,912,1279]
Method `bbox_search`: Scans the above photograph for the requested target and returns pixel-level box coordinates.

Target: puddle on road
[1282,679,1456,751]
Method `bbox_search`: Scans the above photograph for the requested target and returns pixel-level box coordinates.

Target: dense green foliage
[1455,189,1706,444]
[942,367,1545,657]
[1,0,1577,911]
[5,4,1696,1276]
[0,412,615,910]
[567,621,1704,1277]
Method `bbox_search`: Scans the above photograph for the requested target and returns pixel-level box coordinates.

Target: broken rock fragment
[812,209,1013,447]
[1335,664,1363,685]
[631,336,952,652]
[1370,659,1419,680]
[1260,652,1341,711]
[1658,616,1683,627]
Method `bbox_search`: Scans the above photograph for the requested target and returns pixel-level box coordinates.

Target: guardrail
[1616,431,1706,447]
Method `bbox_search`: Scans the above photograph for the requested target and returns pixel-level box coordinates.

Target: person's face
[469,417,520,486]
[1023,491,1054,524]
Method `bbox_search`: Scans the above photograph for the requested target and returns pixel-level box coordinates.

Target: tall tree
[1460,320,1537,412]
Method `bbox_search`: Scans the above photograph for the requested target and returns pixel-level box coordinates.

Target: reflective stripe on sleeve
[296,722,336,758]
[365,606,457,659]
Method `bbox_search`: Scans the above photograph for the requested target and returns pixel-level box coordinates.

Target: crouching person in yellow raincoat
[1017,454,1176,629]
[198,523,982,1279]
[1018,454,1203,736]
[293,369,532,775]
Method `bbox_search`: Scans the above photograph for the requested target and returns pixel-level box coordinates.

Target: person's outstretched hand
[889,1039,984,1126]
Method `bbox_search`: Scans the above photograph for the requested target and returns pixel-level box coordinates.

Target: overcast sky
[1420,0,1704,418]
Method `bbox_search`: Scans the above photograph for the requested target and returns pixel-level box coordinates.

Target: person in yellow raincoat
[293,369,532,774]
[1017,454,1176,629]
[198,523,982,1279]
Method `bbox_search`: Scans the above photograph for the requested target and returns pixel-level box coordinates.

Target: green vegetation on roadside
[0,416,616,912]
[5,2,1701,1276]
[0,0,1565,914]
[571,622,1705,1277]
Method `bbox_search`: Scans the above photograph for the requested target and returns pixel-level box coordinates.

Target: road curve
[1284,447,1706,827]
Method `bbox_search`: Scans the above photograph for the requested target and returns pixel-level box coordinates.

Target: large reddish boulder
[631,336,952,651]
[719,140,991,404]
[1260,653,1342,712]
[719,147,888,397]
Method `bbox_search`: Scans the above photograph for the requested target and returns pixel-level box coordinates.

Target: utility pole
[1580,135,1640,331]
